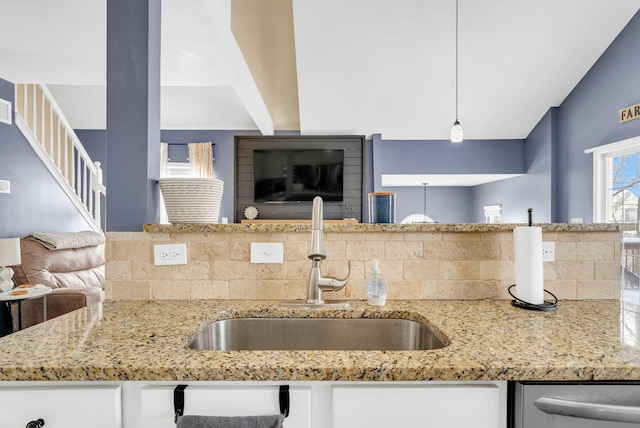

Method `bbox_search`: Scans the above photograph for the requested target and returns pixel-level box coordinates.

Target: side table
[0,286,52,331]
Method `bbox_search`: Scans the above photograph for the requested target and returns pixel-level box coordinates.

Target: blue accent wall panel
[0,78,92,238]
[557,10,640,222]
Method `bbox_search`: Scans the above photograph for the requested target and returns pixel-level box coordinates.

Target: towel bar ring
[173,384,290,423]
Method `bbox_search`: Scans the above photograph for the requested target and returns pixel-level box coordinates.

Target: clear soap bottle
[366,259,388,306]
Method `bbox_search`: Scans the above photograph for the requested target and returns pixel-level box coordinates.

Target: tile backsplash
[105,229,622,301]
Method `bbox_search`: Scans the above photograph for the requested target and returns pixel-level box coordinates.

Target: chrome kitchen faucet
[283,196,350,307]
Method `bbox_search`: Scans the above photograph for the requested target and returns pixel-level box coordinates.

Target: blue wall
[473,108,557,223]
[3,9,640,233]
[371,134,524,222]
[0,79,92,238]
[557,10,640,222]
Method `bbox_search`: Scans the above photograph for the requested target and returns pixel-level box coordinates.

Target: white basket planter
[159,178,224,224]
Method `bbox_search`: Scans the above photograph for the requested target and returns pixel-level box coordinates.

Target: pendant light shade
[451,0,463,143]
[450,120,463,143]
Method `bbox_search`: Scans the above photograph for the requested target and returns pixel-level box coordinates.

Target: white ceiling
[0,0,639,140]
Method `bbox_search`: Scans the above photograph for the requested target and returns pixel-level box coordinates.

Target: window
[588,136,640,303]
[587,136,640,228]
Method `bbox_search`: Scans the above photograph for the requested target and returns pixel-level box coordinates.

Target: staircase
[14,83,106,232]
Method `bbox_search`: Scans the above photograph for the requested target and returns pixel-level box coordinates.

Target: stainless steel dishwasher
[512,382,640,427]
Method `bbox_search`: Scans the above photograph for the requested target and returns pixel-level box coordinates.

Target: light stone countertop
[143,222,626,234]
[1,299,640,382]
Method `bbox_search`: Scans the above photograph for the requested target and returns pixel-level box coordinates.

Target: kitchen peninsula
[0,222,633,427]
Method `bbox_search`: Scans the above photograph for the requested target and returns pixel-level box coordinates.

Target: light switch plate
[251,243,284,264]
[0,180,9,194]
[154,243,187,265]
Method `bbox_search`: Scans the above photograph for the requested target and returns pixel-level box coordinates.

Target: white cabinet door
[333,384,501,428]
[140,384,311,428]
[0,385,121,428]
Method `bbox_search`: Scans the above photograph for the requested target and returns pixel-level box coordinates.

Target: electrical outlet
[542,241,555,262]
[250,243,284,264]
[154,243,187,266]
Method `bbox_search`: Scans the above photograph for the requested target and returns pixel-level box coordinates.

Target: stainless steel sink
[189,318,446,351]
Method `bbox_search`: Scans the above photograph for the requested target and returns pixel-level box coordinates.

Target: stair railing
[14,83,105,232]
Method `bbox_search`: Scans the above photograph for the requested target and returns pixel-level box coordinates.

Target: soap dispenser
[366,259,388,306]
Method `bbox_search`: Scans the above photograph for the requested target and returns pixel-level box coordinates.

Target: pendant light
[450,0,463,143]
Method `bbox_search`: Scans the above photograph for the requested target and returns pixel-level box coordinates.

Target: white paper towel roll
[513,226,544,304]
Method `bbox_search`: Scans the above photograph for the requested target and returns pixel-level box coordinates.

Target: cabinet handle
[25,420,45,428]
[535,397,640,424]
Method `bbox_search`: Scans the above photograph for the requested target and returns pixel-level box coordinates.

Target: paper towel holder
[508,284,557,312]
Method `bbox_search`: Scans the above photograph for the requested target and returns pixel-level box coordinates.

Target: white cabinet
[0,384,121,428]
[0,380,506,428]
[332,383,502,428]
[139,384,312,428]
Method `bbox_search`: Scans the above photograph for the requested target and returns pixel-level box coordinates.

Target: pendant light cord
[455,0,459,121]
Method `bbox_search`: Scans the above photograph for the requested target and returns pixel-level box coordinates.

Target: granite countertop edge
[0,299,638,383]
[143,223,627,234]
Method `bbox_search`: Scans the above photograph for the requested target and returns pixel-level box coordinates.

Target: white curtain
[160,142,169,178]
[188,142,214,178]
[159,142,169,223]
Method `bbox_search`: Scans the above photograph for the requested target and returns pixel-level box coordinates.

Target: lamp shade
[0,238,21,266]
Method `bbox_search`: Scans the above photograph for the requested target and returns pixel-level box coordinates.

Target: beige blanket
[25,231,105,250]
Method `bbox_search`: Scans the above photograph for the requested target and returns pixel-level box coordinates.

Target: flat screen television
[253,149,344,203]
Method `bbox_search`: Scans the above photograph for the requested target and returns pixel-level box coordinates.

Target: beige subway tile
[481,232,513,242]
[544,280,577,300]
[110,280,151,300]
[365,232,404,241]
[499,241,515,261]
[284,241,308,261]
[285,260,311,281]
[591,232,622,242]
[557,232,596,242]
[542,232,560,242]
[110,241,153,261]
[131,261,167,280]
[404,232,442,242]
[321,260,353,281]
[404,260,442,280]
[345,240,385,261]
[210,260,285,280]
[228,280,291,300]
[189,240,230,262]
[345,279,367,300]
[422,280,498,300]
[555,242,576,261]
[170,261,210,280]
[442,261,480,280]
[105,260,131,280]
[133,232,170,241]
[190,280,230,299]
[229,240,251,261]
[152,280,191,299]
[576,280,617,299]
[387,280,422,300]
[479,261,514,281]
[424,242,500,261]
[595,261,623,280]
[543,262,557,281]
[325,241,346,260]
[385,241,423,260]
[326,232,365,242]
[576,241,615,261]
[556,260,594,280]
[442,232,482,242]
[168,232,206,242]
[364,260,403,280]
